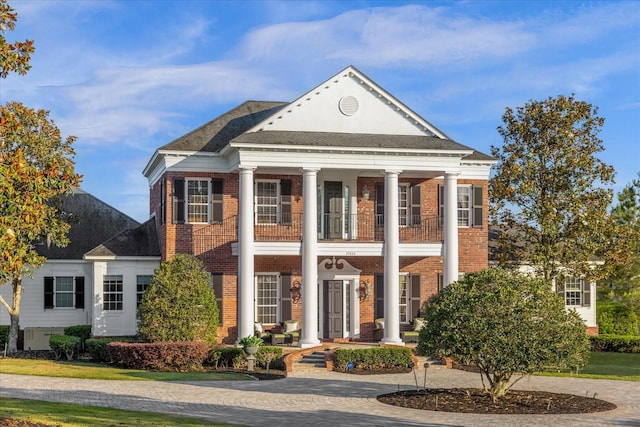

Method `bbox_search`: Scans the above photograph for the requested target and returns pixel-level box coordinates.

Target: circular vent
[338,96,359,116]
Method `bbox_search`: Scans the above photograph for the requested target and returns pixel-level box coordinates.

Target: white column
[300,168,321,348]
[443,172,459,286]
[382,170,403,345]
[237,166,255,341]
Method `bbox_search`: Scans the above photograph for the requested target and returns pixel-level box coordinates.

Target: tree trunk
[7,277,22,354]
[489,375,510,402]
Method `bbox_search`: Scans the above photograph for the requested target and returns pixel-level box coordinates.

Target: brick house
[142,65,496,345]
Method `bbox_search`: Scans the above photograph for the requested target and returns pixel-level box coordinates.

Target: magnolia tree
[490,94,615,282]
[417,268,590,402]
[138,254,219,345]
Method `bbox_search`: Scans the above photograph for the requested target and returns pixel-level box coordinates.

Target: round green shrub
[138,254,219,344]
[597,302,639,336]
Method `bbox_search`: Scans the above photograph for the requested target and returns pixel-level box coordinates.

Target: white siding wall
[0,260,92,328]
[91,259,159,337]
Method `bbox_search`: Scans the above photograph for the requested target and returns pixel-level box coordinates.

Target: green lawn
[0,397,244,427]
[539,351,640,381]
[0,358,248,381]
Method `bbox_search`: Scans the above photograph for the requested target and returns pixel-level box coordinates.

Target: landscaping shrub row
[590,335,640,353]
[0,325,9,349]
[332,347,413,370]
[108,341,210,371]
[49,335,81,360]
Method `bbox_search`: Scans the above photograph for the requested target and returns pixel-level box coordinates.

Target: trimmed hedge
[107,341,209,371]
[256,346,284,370]
[207,347,245,369]
[64,325,92,350]
[590,335,640,353]
[332,347,413,371]
[86,338,130,363]
[49,335,81,360]
[597,303,639,336]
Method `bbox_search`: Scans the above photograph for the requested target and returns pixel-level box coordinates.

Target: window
[376,182,421,227]
[103,275,123,311]
[559,277,590,307]
[256,274,279,324]
[44,276,85,309]
[172,177,223,224]
[136,275,153,308]
[256,181,279,224]
[399,274,408,323]
[439,184,484,227]
[375,273,421,323]
[187,179,209,223]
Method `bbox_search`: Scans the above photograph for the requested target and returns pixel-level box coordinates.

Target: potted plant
[238,335,263,355]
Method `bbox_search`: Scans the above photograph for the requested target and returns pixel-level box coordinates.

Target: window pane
[457,187,470,226]
[565,277,583,306]
[55,277,73,308]
[256,275,278,324]
[398,184,408,226]
[399,275,408,323]
[136,275,153,307]
[187,180,209,223]
[103,275,124,311]
[256,182,278,224]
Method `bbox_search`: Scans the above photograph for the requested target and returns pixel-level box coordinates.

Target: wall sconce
[291,280,302,304]
[358,280,370,302]
[361,185,370,201]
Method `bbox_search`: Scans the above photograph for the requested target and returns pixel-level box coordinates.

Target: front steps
[291,350,329,373]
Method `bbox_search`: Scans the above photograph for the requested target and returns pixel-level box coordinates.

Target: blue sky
[2,0,639,222]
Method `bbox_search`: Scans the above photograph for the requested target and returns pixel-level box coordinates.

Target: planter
[244,345,259,356]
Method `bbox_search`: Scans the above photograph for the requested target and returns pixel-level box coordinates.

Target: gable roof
[36,188,140,260]
[84,217,161,258]
[152,66,493,162]
[159,101,287,153]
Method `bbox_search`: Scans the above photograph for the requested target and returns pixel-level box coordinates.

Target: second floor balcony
[193,213,442,251]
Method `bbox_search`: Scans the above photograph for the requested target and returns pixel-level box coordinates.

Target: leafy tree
[0,102,81,353]
[1,2,80,353]
[600,174,640,318]
[138,254,219,345]
[490,94,615,283]
[0,0,34,77]
[417,268,590,402]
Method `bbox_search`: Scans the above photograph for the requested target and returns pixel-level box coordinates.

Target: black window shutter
[44,277,54,309]
[280,274,292,322]
[374,273,384,319]
[410,185,421,226]
[74,277,85,309]
[410,274,421,319]
[159,180,166,225]
[582,279,591,307]
[173,178,185,223]
[438,185,444,225]
[472,185,483,228]
[211,180,223,223]
[280,179,292,225]
[211,273,224,325]
[375,183,385,227]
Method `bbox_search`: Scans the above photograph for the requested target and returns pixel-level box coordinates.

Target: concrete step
[293,351,327,372]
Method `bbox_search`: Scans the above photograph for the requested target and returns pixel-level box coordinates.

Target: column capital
[444,170,460,177]
[384,169,403,176]
[302,167,320,174]
[238,165,256,172]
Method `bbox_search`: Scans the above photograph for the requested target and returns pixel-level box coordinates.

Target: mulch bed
[0,418,60,427]
[377,388,617,414]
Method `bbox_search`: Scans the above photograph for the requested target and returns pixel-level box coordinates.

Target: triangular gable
[245,65,448,139]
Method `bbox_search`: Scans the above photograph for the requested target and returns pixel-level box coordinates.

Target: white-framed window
[399,274,409,323]
[439,184,483,228]
[256,274,279,324]
[44,276,85,309]
[255,180,279,224]
[375,273,421,324]
[565,277,584,306]
[136,275,153,308]
[398,184,409,226]
[103,275,123,311]
[187,179,210,223]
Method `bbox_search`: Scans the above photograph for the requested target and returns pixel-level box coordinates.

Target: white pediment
[247,66,446,138]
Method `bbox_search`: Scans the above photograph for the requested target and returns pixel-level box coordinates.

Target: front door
[324,181,343,239]
[324,280,343,338]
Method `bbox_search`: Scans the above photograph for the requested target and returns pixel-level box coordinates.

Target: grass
[0,358,248,381]
[0,397,243,426]
[539,351,640,381]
